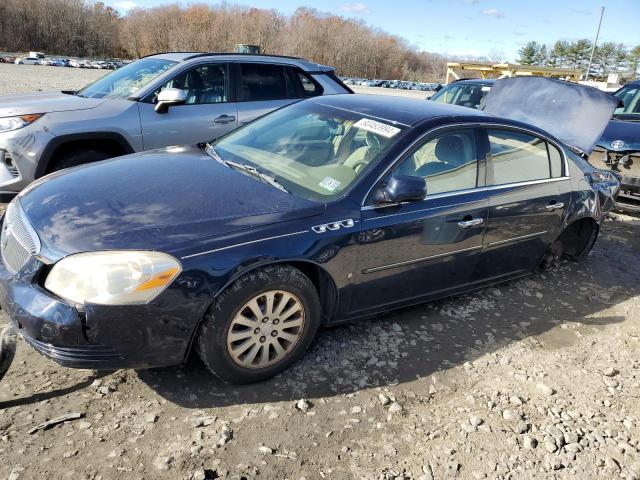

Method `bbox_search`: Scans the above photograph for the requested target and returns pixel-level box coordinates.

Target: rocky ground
[0,66,639,480]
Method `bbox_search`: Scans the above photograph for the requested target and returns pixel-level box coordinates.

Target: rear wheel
[196,265,321,384]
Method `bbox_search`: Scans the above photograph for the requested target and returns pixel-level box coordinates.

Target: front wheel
[196,265,321,384]
[49,149,111,172]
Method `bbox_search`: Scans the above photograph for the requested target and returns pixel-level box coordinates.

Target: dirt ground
[0,64,639,480]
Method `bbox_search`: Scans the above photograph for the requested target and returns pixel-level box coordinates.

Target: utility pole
[585,6,605,81]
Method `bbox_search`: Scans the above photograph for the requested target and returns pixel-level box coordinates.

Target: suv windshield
[210,102,405,201]
[77,58,177,99]
[431,83,492,109]
[614,84,640,119]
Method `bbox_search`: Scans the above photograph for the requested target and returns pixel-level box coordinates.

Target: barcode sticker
[353,118,401,138]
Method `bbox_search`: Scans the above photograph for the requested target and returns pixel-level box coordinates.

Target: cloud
[114,1,137,11]
[340,3,370,14]
[513,31,525,36]
[482,8,505,18]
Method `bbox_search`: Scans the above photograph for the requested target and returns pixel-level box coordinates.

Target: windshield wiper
[203,143,289,193]
[226,161,289,193]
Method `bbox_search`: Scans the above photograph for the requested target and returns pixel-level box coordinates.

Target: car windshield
[210,102,405,202]
[431,83,491,109]
[76,58,177,99]
[614,84,640,119]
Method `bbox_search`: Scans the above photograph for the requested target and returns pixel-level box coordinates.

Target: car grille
[1,201,41,274]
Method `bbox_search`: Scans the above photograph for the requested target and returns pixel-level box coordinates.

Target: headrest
[434,134,465,164]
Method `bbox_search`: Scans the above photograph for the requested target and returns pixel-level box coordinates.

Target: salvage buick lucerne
[0,78,620,384]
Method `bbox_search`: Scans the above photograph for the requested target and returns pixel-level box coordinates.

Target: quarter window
[395,129,478,195]
[295,70,323,97]
[548,143,564,178]
[488,129,550,185]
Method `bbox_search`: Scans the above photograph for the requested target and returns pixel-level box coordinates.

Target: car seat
[415,134,465,177]
[342,131,383,174]
[185,69,205,104]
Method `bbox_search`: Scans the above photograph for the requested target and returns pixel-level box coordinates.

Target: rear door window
[238,63,297,101]
[487,129,551,185]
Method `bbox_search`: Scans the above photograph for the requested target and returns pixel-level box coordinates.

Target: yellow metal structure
[445,62,581,84]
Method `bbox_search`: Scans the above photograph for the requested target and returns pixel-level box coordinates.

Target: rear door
[138,62,238,149]
[234,63,322,126]
[477,127,572,280]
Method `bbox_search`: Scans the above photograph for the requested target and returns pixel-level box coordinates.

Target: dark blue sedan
[0,78,620,383]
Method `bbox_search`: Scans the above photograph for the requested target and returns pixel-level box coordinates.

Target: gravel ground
[0,64,639,480]
[0,64,105,94]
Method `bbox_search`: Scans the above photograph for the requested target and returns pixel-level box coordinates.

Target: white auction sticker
[319,176,342,192]
[353,118,401,138]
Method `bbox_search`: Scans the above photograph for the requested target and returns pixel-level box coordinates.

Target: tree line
[0,0,446,81]
[518,40,640,80]
[0,0,637,82]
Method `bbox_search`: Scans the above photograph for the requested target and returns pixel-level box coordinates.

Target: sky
[105,0,640,61]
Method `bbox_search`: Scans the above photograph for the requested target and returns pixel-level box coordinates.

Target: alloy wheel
[226,290,305,369]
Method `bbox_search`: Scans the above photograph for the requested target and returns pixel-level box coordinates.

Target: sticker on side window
[319,177,342,192]
[353,118,401,138]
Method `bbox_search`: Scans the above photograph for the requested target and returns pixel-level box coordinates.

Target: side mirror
[374,175,426,205]
[155,88,187,113]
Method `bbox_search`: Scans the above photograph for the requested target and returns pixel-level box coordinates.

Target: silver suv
[0,52,352,194]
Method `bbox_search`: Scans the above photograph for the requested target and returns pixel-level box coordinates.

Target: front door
[351,128,489,314]
[138,62,238,149]
[477,127,572,280]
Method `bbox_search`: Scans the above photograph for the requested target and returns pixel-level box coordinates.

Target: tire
[196,265,321,384]
[50,149,111,172]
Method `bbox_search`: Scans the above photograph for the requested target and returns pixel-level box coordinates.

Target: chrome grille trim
[1,200,41,274]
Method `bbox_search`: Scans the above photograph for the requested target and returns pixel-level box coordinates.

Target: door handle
[457,218,484,228]
[545,202,565,211]
[213,115,236,124]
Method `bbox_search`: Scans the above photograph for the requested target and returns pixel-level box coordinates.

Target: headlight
[44,251,181,305]
[0,114,43,133]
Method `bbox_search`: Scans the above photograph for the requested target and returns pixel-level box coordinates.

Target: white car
[67,59,80,68]
[14,56,40,65]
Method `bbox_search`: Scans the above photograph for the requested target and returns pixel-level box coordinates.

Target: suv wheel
[196,265,321,384]
[51,149,111,171]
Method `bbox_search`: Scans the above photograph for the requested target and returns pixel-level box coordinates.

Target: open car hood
[482,77,621,155]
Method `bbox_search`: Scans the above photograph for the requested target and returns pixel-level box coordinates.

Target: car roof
[449,78,496,86]
[146,52,332,72]
[308,94,491,126]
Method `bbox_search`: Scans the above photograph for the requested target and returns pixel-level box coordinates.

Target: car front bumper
[0,127,55,194]
[589,148,640,194]
[0,258,205,370]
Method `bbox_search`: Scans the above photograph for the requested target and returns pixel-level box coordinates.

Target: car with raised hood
[0,52,351,196]
[588,79,640,209]
[0,78,620,384]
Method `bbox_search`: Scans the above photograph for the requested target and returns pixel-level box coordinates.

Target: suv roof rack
[139,51,305,61]
[183,52,305,61]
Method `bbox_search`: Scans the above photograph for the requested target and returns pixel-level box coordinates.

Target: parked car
[14,56,40,65]
[0,78,620,383]
[430,78,495,109]
[0,55,16,63]
[0,52,351,194]
[589,79,640,208]
[65,59,80,68]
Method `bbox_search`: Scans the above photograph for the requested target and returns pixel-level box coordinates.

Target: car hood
[482,77,621,154]
[0,92,104,117]
[596,118,640,151]
[18,146,325,258]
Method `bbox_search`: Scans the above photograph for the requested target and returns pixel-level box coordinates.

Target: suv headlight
[0,114,43,133]
[44,251,181,305]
